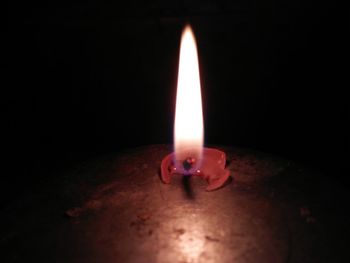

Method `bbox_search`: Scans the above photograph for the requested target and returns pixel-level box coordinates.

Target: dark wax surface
[1,145,348,263]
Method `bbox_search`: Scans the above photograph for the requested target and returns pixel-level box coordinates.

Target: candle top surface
[1,145,347,263]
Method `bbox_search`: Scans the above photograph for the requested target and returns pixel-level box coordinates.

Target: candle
[161,25,230,191]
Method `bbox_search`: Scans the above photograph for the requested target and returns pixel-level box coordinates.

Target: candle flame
[174,25,204,161]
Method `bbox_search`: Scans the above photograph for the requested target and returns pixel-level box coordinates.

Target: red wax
[160,147,231,191]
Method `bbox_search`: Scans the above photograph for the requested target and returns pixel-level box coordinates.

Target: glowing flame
[174,25,204,161]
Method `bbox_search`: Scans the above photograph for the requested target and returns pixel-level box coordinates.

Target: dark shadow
[157,167,162,181]
[182,176,195,199]
[224,176,234,187]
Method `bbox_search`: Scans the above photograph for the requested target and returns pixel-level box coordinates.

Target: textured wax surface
[1,145,348,263]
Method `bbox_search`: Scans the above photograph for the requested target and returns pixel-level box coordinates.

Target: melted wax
[161,148,231,191]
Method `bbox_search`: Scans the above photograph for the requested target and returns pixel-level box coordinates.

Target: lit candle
[161,25,230,191]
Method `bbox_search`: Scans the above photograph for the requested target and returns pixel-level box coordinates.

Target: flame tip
[184,23,192,29]
[182,24,195,36]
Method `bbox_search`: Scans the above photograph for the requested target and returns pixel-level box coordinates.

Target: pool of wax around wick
[160,147,231,191]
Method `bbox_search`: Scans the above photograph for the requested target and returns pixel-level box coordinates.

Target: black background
[5,1,348,199]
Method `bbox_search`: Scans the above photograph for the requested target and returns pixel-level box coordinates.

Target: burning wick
[160,25,231,191]
[183,157,196,171]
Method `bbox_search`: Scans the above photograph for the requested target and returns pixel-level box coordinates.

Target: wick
[183,157,196,171]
